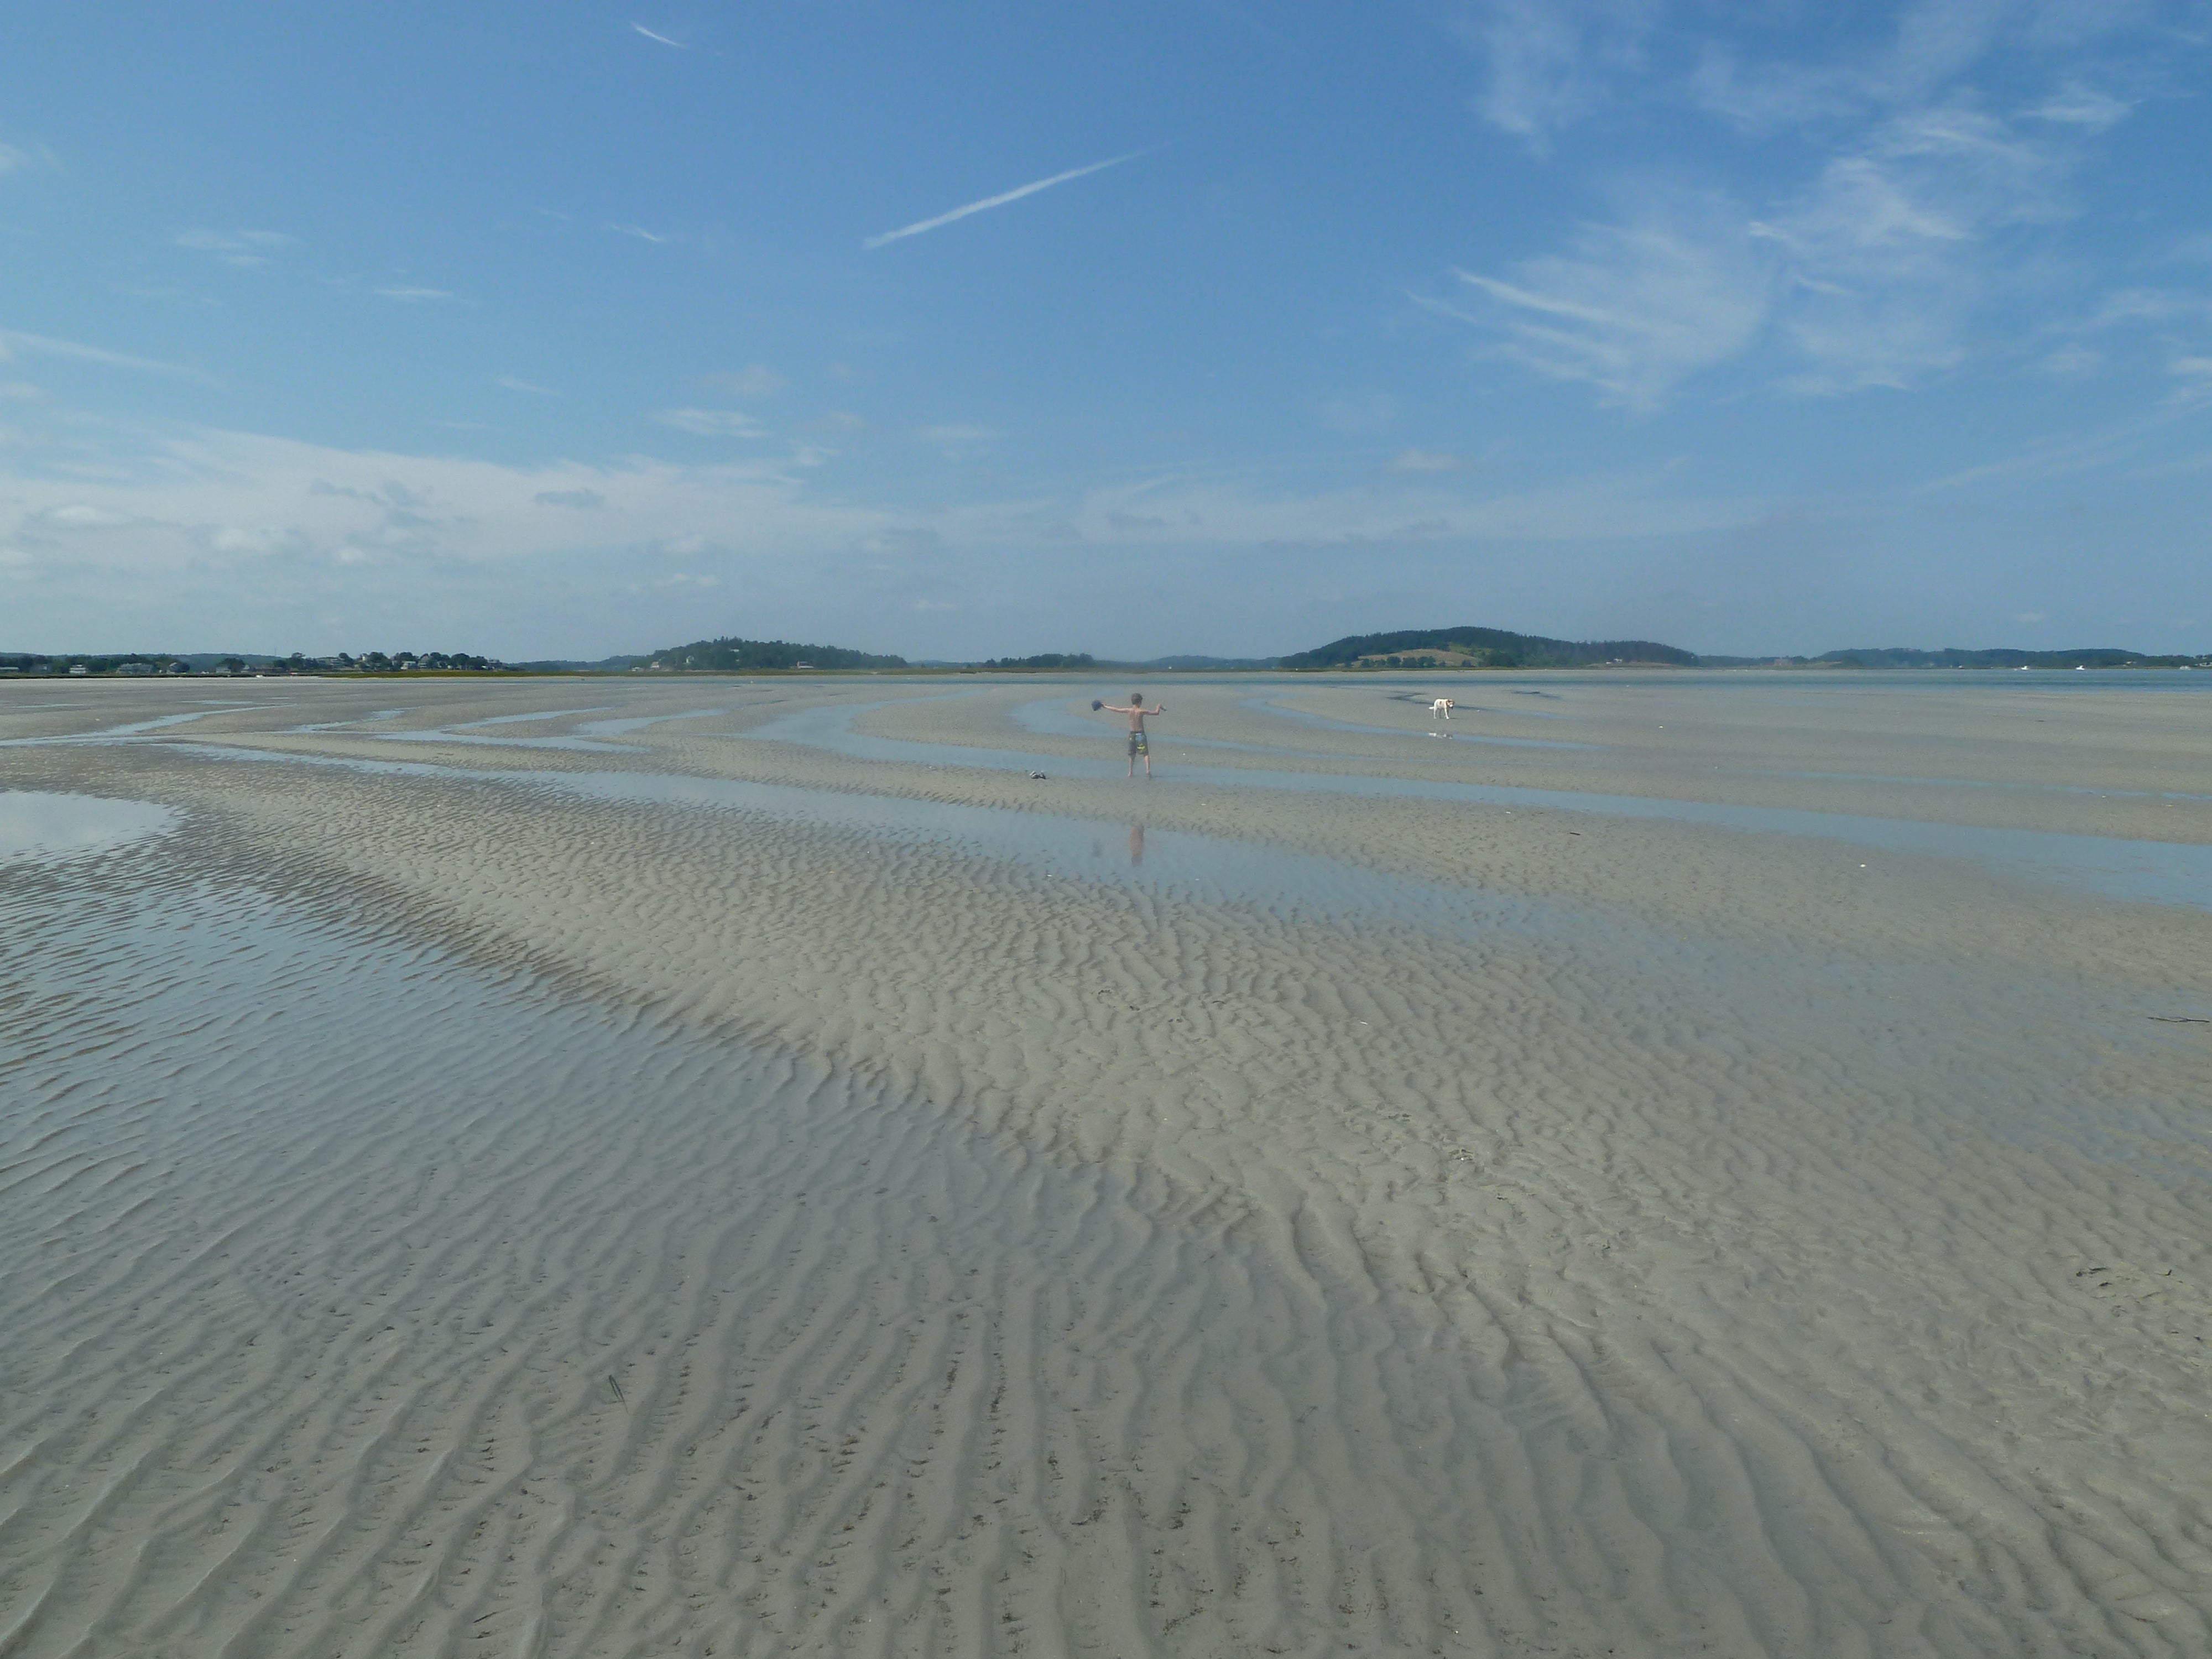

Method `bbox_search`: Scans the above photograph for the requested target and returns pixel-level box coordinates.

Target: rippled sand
[3,672,2209,1656]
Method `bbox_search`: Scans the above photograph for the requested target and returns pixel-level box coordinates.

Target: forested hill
[650,636,907,671]
[1279,626,1698,670]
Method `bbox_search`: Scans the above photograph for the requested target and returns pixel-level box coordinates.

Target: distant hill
[1813,645,2204,670]
[648,635,907,671]
[1280,626,1698,671]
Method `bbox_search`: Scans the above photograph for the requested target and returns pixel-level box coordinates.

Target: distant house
[116,662,156,676]
[69,664,88,675]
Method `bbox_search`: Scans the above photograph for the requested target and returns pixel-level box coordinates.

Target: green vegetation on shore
[1803,645,2208,670]
[0,650,503,677]
[11,629,2208,680]
[1279,627,1699,670]
[645,637,908,672]
[980,653,1097,670]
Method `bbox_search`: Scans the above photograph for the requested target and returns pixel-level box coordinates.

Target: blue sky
[3,1,2209,660]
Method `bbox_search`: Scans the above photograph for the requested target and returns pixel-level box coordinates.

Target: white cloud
[631,22,686,48]
[38,504,136,530]
[2028,82,2133,130]
[1456,0,1660,149]
[1444,3,2173,405]
[704,365,787,398]
[1755,103,2079,390]
[175,228,293,268]
[0,142,58,176]
[609,224,671,243]
[657,408,764,437]
[497,375,557,395]
[2037,343,2101,375]
[1317,393,1397,433]
[1442,66,2119,405]
[0,329,198,377]
[204,523,306,556]
[374,286,458,303]
[1458,1,2167,149]
[915,424,995,444]
[1879,0,2019,101]
[1687,51,1864,134]
[1387,448,1467,473]
[0,420,1769,612]
[1450,191,1776,409]
[865,150,1150,249]
[0,380,41,400]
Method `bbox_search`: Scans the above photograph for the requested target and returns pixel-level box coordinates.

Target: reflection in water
[1129,823,1144,865]
[752,698,2212,911]
[0,790,177,860]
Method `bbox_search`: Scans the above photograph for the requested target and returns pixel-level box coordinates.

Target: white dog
[1429,697,1454,721]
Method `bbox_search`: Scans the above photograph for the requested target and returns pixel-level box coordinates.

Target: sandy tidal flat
[3,672,2209,1657]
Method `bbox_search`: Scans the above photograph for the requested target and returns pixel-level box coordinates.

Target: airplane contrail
[864,149,1149,249]
[631,22,686,47]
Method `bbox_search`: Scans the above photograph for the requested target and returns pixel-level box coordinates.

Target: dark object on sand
[1092,700,1104,711]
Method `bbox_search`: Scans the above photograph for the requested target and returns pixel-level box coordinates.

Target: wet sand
[3,672,2209,1656]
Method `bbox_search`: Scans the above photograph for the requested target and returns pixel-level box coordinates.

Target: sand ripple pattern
[5,680,2212,1655]
[0,863,1705,1657]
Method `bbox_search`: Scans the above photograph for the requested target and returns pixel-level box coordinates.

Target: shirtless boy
[1095,691,1166,778]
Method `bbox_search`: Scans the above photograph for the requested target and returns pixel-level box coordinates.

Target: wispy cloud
[0,379,42,400]
[2029,82,2133,131]
[1440,38,2132,409]
[656,408,764,436]
[1317,393,1397,433]
[1459,0,2162,148]
[374,286,458,303]
[1457,0,1661,150]
[0,142,59,176]
[609,224,671,243]
[0,418,1767,607]
[631,22,686,48]
[1448,190,1775,409]
[175,228,293,268]
[0,328,199,376]
[865,150,1149,249]
[916,424,995,444]
[1918,392,2212,492]
[497,375,557,395]
[1388,448,1467,473]
[704,365,786,398]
